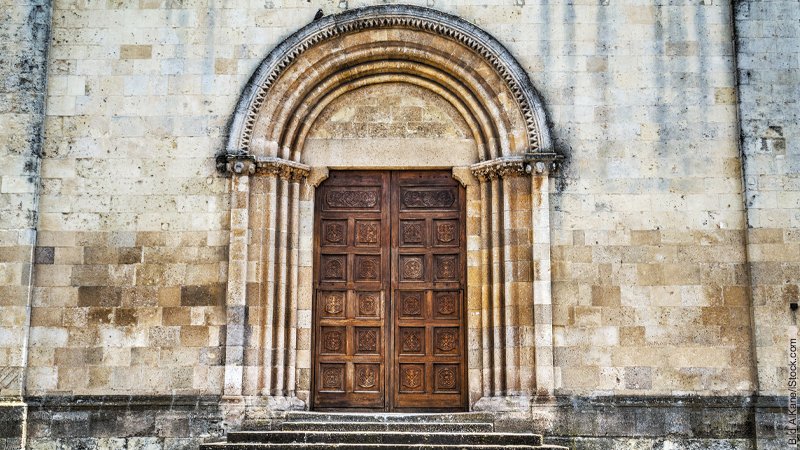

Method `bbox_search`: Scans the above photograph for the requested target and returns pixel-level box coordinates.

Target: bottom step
[226,431,542,446]
[201,444,567,450]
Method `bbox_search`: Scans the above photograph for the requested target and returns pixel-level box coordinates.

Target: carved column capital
[256,157,311,181]
[470,156,527,181]
[470,153,563,181]
[218,152,311,180]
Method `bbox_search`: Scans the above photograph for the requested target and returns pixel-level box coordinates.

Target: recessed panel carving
[324,187,381,210]
[399,255,425,282]
[433,254,458,281]
[399,364,425,393]
[319,291,346,318]
[433,219,459,247]
[322,220,347,246]
[320,326,346,354]
[400,187,456,210]
[354,255,381,282]
[399,327,424,354]
[357,292,380,317]
[399,220,425,247]
[319,364,345,392]
[354,364,380,392]
[398,291,424,318]
[434,364,459,392]
[355,220,380,247]
[355,327,379,354]
[434,291,459,319]
[434,327,459,355]
[320,255,346,281]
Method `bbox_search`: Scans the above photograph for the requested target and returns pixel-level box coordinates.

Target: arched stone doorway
[218,5,560,416]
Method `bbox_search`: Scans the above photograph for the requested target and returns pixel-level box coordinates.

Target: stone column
[468,154,560,411]
[531,161,556,396]
[219,154,310,420]
[219,154,256,426]
[253,158,309,410]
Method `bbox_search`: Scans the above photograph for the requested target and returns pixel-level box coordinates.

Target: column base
[473,395,533,412]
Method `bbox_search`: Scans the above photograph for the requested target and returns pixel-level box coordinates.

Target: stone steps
[225,431,543,446]
[284,411,495,423]
[201,444,567,449]
[200,412,568,450]
[279,421,494,432]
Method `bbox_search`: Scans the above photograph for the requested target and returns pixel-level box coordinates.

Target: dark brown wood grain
[312,171,466,411]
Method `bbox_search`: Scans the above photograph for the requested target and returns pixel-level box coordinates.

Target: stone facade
[0,0,797,449]
[735,1,800,448]
[0,1,52,448]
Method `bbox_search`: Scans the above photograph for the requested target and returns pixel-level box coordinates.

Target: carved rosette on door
[313,171,466,411]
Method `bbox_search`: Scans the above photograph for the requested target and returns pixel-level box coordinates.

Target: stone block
[180,284,225,307]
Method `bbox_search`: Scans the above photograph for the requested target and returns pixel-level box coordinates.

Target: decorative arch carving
[224,4,554,163]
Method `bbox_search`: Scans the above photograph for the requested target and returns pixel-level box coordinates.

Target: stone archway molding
[218,5,561,420]
[225,4,554,158]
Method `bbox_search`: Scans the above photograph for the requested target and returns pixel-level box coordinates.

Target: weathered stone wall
[0,0,51,396]
[0,1,52,447]
[526,1,752,395]
[3,0,795,448]
[30,0,754,399]
[29,0,236,397]
[735,1,800,448]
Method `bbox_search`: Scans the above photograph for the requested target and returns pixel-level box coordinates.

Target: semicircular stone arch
[226,4,553,161]
[219,5,560,416]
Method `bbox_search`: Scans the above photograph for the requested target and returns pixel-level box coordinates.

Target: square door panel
[354,255,381,282]
[318,291,346,319]
[318,363,346,392]
[433,291,460,320]
[398,364,425,393]
[356,291,381,318]
[354,327,380,355]
[354,363,381,392]
[397,291,425,319]
[398,327,425,355]
[433,254,458,281]
[321,220,347,246]
[433,327,460,356]
[399,255,425,282]
[354,220,381,247]
[433,364,460,393]
[320,255,346,282]
[320,326,346,355]
[399,220,426,247]
[432,219,459,247]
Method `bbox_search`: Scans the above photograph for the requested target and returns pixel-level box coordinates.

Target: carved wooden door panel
[391,171,466,410]
[313,171,390,409]
[313,170,466,411]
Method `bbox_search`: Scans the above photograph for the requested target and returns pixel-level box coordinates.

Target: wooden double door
[312,170,467,411]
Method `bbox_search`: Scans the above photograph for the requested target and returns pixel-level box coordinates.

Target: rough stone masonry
[0,0,797,449]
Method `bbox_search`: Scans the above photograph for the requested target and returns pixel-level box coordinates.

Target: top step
[284,411,495,424]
